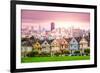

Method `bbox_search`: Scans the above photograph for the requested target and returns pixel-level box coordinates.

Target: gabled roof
[21,41,32,47]
[69,37,78,44]
[51,39,60,45]
[40,39,54,44]
[58,38,68,45]
[41,40,50,46]
[79,37,88,44]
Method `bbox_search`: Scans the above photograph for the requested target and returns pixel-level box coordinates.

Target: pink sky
[21,10,90,30]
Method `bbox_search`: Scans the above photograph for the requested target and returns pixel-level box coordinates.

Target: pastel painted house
[69,37,79,54]
[33,40,42,53]
[51,39,60,55]
[21,41,33,57]
[79,36,89,53]
[41,40,51,53]
[59,38,69,50]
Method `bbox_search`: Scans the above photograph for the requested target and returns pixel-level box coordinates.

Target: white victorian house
[21,41,33,57]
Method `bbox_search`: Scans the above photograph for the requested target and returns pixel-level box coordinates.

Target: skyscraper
[51,22,55,31]
[39,25,41,33]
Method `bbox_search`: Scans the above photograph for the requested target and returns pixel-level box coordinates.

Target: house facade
[51,39,60,55]
[41,40,50,53]
[79,36,89,54]
[21,41,32,57]
[79,37,88,49]
[69,37,79,54]
[33,41,41,53]
[59,38,69,50]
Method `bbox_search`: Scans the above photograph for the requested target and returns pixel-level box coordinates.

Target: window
[45,42,47,45]
[73,40,75,43]
[74,46,76,48]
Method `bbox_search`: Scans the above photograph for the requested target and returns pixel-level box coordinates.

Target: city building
[51,22,55,31]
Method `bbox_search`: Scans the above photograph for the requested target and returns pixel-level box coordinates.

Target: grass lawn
[21,56,90,63]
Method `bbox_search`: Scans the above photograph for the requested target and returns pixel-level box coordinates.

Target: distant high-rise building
[39,25,42,33]
[31,26,34,32]
[51,22,55,31]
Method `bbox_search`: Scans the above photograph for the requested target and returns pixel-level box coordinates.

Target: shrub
[26,52,33,57]
[27,50,39,57]
[74,50,80,56]
[84,49,90,56]
[54,52,61,56]
[63,50,70,55]
[40,52,50,57]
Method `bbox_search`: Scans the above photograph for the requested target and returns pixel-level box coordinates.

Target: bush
[63,50,70,55]
[84,49,90,56]
[74,50,80,56]
[40,52,51,57]
[26,52,33,57]
[27,50,39,57]
[54,52,61,56]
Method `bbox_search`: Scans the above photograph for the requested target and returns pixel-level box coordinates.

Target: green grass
[21,56,90,63]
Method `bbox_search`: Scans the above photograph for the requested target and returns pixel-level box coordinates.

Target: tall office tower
[39,25,42,33]
[51,22,55,31]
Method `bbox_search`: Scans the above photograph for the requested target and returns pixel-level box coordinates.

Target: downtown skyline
[21,10,90,31]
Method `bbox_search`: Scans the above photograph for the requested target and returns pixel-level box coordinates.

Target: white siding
[26,47,32,52]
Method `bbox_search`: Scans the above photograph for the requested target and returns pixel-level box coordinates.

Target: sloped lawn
[21,56,90,63]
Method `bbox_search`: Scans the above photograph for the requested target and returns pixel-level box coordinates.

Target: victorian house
[59,38,69,51]
[41,40,51,53]
[51,39,60,55]
[21,41,33,57]
[69,37,79,54]
[79,36,89,53]
[32,40,42,53]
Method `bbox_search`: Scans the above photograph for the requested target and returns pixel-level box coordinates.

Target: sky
[21,10,90,31]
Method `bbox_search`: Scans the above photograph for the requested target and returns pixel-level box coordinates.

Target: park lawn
[21,56,90,63]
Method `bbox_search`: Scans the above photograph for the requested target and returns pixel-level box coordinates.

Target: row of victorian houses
[21,35,90,57]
